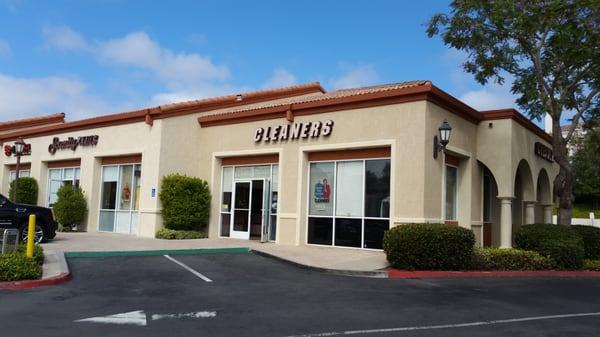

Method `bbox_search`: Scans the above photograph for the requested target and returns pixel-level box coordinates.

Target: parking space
[1,252,600,337]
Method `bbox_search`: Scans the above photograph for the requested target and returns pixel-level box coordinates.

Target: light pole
[433,120,452,159]
[12,137,26,203]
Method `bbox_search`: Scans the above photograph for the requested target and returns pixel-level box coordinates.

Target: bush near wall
[571,225,600,259]
[383,223,475,270]
[155,228,207,240]
[583,259,600,271]
[0,245,44,281]
[8,177,38,205]
[159,174,211,231]
[472,247,554,271]
[515,224,585,270]
[53,185,88,229]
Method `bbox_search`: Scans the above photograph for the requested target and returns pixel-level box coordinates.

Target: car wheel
[21,223,46,244]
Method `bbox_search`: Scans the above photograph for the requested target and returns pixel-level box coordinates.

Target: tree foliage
[427,0,600,224]
[573,124,600,201]
[9,177,38,205]
[53,184,88,227]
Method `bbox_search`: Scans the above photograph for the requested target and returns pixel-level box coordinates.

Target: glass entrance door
[230,179,270,240]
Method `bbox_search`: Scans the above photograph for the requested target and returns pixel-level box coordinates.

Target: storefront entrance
[231,179,270,240]
[220,163,278,241]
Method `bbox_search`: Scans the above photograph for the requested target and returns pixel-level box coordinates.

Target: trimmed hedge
[0,245,44,281]
[383,223,475,270]
[53,184,88,229]
[515,224,585,270]
[8,177,38,205]
[472,247,554,271]
[155,228,207,240]
[159,174,211,231]
[571,225,600,259]
[583,259,600,271]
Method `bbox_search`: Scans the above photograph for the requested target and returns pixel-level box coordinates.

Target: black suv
[0,194,57,243]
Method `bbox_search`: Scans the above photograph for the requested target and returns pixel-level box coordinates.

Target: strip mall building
[0,81,557,249]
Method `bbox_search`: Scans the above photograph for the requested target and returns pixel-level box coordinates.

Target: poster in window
[309,162,334,216]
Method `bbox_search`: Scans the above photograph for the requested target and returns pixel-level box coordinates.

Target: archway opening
[535,169,552,223]
[481,163,501,247]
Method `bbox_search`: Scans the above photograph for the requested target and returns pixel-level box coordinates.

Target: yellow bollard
[26,214,35,258]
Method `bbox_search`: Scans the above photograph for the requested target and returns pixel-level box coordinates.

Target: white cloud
[42,25,89,51]
[0,39,11,57]
[0,73,111,121]
[330,64,380,89]
[459,81,518,111]
[98,32,229,86]
[262,68,297,88]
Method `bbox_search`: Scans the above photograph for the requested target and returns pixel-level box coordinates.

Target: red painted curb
[387,269,600,279]
[0,272,71,290]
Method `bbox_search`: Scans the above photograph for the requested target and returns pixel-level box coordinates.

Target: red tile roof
[0,113,65,132]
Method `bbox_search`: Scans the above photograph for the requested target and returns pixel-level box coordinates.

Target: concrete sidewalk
[42,232,389,273]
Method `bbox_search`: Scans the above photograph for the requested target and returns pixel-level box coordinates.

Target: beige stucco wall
[197,101,431,245]
[1,120,163,237]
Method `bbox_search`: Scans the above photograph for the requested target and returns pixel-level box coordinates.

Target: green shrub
[52,184,88,228]
[571,225,600,259]
[383,223,475,270]
[155,228,207,240]
[8,177,38,205]
[472,247,554,270]
[583,259,600,271]
[0,245,44,281]
[159,174,211,231]
[17,244,44,265]
[515,223,585,269]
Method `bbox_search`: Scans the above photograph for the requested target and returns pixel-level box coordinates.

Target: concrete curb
[387,269,600,279]
[64,247,250,258]
[0,251,71,290]
[250,249,389,278]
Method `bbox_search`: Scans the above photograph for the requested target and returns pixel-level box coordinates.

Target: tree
[573,123,600,206]
[427,1,599,224]
[53,184,88,230]
[9,177,38,205]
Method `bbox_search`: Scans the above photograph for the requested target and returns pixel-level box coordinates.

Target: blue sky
[0,0,526,124]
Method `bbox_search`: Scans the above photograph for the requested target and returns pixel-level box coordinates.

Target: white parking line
[283,311,600,337]
[163,254,213,282]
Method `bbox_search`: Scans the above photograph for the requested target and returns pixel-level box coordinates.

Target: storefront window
[9,170,31,183]
[47,167,81,207]
[99,164,141,234]
[445,165,458,221]
[308,158,391,249]
[269,165,278,241]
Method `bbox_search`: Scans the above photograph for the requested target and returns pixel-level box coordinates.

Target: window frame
[444,163,459,221]
[97,163,142,234]
[46,166,80,207]
[9,170,31,183]
[306,157,391,251]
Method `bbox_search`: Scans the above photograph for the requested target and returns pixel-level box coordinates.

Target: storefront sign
[534,142,554,162]
[4,143,31,157]
[254,120,334,143]
[48,135,99,155]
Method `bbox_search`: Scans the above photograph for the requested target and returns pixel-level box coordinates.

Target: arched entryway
[535,168,553,223]
[481,163,501,247]
[512,159,535,244]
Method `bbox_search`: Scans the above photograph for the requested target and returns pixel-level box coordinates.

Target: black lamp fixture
[433,120,452,159]
[12,137,26,203]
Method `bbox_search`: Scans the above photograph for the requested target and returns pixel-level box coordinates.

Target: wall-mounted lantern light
[433,120,452,159]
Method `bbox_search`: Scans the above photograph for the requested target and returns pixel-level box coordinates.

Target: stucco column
[499,197,513,248]
[524,201,536,225]
[543,205,553,224]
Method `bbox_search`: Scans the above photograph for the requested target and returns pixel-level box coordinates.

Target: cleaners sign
[48,135,99,155]
[254,120,334,143]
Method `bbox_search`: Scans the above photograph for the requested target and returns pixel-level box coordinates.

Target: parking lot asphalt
[1,252,600,337]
